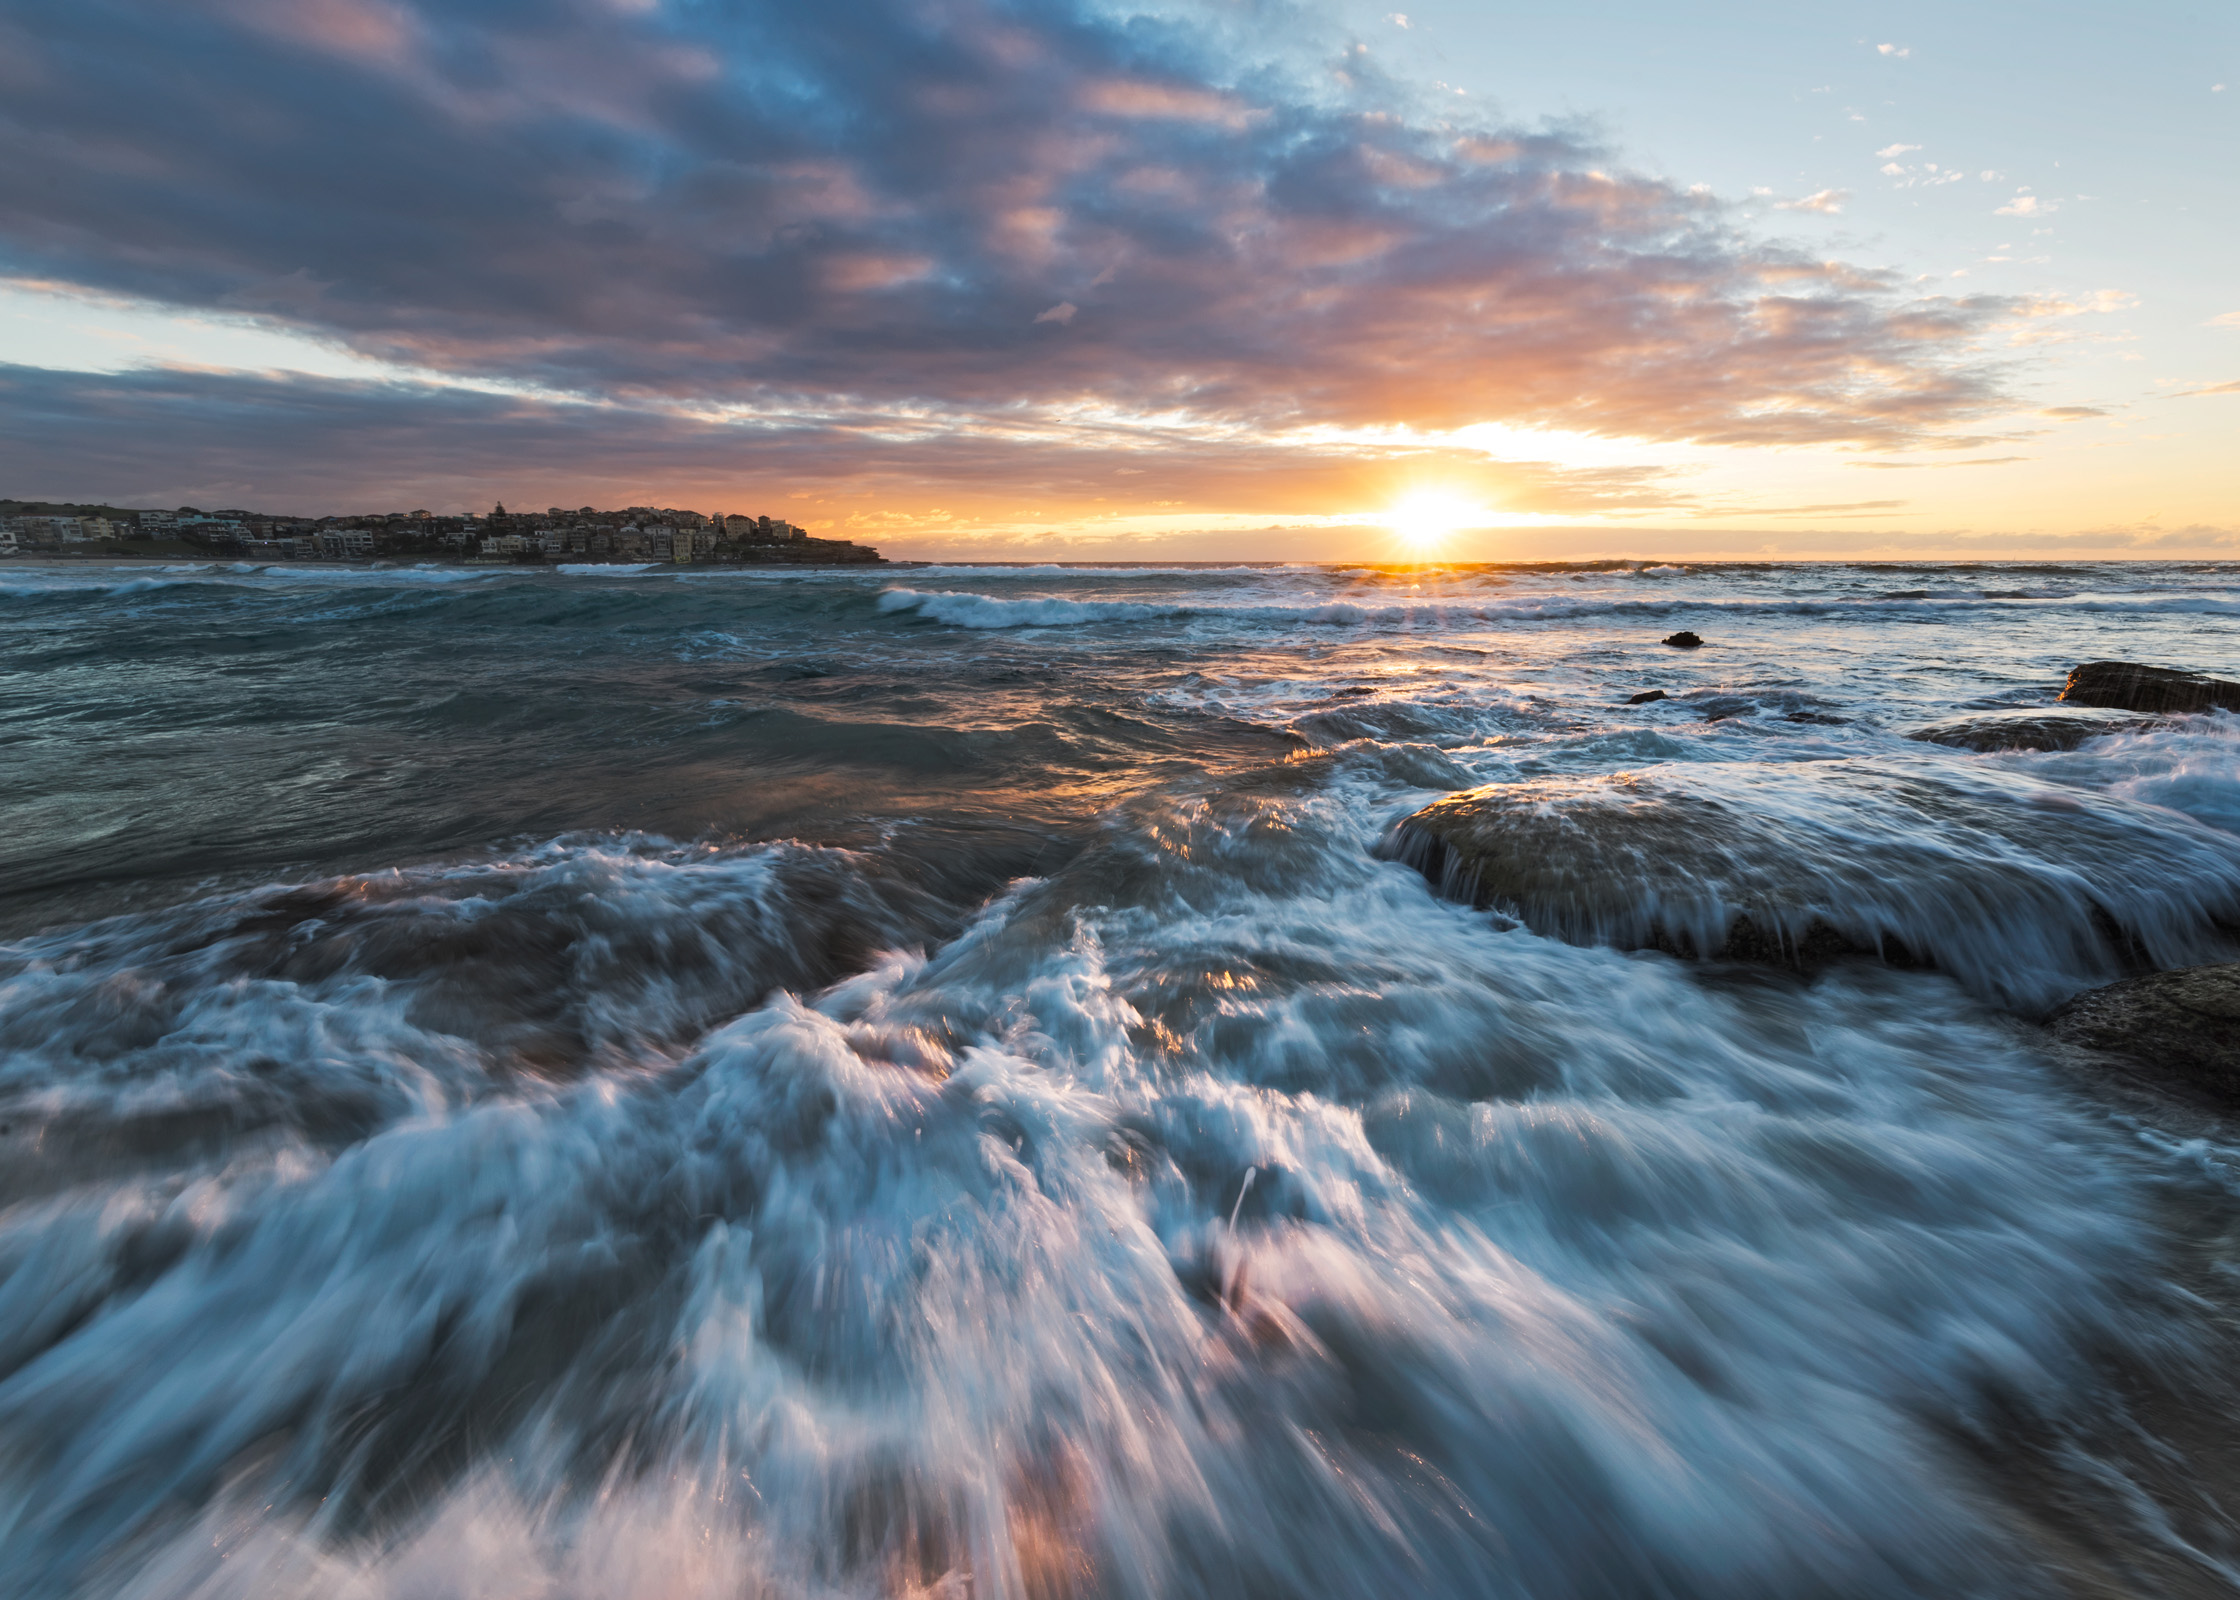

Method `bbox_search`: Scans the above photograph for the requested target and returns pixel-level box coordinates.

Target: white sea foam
[244,564,512,584]
[875,582,2240,632]
[1387,754,2240,1009]
[1997,713,2240,834]
[0,806,2175,1598]
[6,559,2240,1598]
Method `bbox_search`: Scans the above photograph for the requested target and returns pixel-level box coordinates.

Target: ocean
[3,557,2240,1598]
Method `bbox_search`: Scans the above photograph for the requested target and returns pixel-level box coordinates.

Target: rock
[2060,661,2240,716]
[1626,689,1669,705]
[2046,964,2240,1097]
[1905,707,2166,753]
[1381,758,2240,1009]
[1662,631,1704,649]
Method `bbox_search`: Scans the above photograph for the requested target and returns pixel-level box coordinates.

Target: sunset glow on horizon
[9,8,2240,1591]
[1380,491,1488,555]
[0,0,2232,560]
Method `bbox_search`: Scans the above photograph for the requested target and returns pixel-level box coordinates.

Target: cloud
[1774,188,1847,213]
[2016,290,2138,317]
[1999,289,2136,346]
[2179,380,2240,397]
[1851,456,2030,469]
[2038,406,2105,419]
[2211,312,2240,329]
[1875,144,1921,159]
[0,0,2020,477]
[1876,43,1911,58]
[1033,301,1078,325]
[0,361,1702,532]
[1720,500,1905,514]
[1995,193,2053,217]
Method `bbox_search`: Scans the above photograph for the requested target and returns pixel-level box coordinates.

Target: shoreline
[0,553,897,570]
[9,552,2240,573]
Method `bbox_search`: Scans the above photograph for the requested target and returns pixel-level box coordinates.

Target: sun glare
[1382,491,1483,553]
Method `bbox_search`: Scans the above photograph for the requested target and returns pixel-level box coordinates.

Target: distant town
[0,501,885,566]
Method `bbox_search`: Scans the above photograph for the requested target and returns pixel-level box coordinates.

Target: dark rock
[2060,661,2240,716]
[1626,689,1669,705]
[1381,759,2240,1008]
[1783,711,1849,725]
[1906,707,2166,753]
[2047,964,2240,1097]
[1662,631,1704,649]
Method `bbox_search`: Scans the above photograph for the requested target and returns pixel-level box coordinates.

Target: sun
[1381,491,1483,554]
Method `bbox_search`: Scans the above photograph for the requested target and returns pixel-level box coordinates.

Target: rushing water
[4,558,2240,1599]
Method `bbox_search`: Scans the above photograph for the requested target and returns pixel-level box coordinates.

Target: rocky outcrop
[1383,759,2240,1008]
[1662,631,1703,649]
[1905,707,2165,753]
[2060,661,2240,716]
[2047,963,2240,1098]
[1626,689,1668,705]
[743,536,884,564]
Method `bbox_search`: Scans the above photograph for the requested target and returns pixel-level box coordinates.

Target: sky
[0,0,2232,560]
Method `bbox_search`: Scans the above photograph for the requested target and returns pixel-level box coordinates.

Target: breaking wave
[6,556,2240,1598]
[875,583,2240,632]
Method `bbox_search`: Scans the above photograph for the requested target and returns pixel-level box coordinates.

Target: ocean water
[4,557,2240,1598]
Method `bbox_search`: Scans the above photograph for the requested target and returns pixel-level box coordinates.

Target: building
[721,514,807,542]
[316,529,376,559]
[0,528,17,555]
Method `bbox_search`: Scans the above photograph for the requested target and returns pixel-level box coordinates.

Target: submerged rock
[2060,660,2240,716]
[1383,759,2240,1009]
[1905,707,2166,753]
[2046,963,2240,1097]
[1662,631,1704,649]
[1626,689,1669,705]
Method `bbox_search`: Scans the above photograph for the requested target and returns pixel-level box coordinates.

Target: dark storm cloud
[0,0,2013,448]
[0,362,1679,525]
